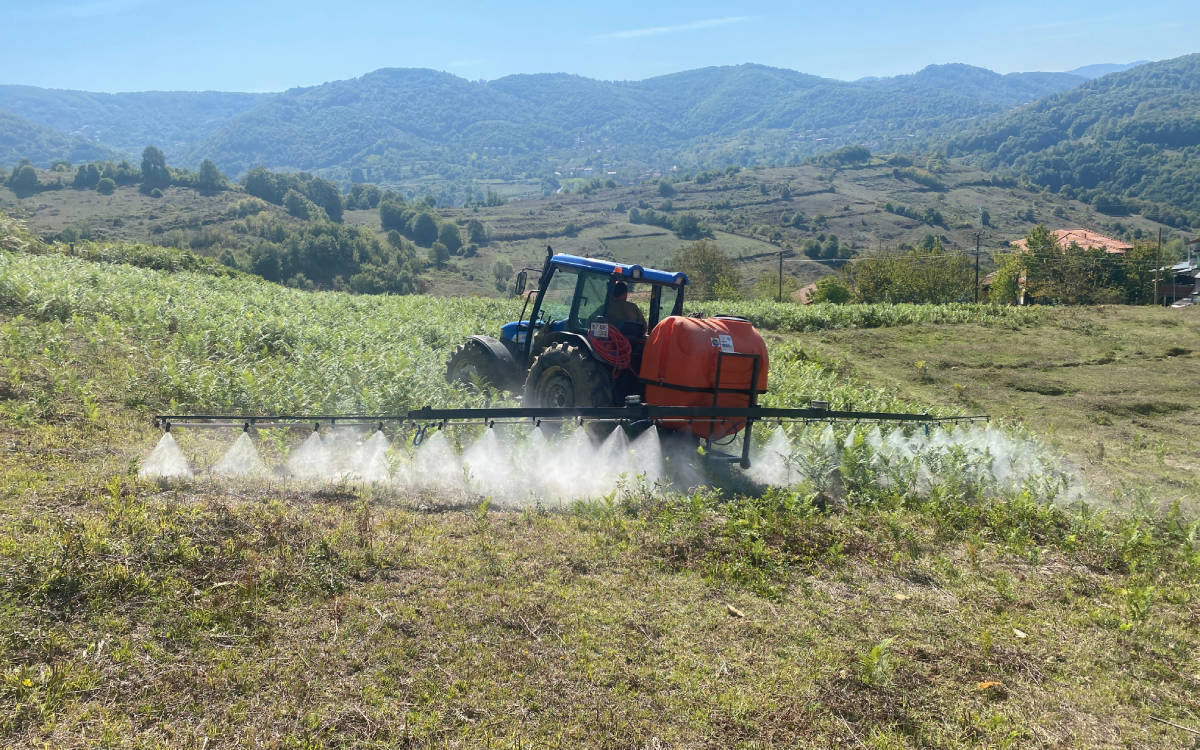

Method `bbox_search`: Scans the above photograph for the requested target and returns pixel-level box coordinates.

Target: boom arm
[154,403,988,469]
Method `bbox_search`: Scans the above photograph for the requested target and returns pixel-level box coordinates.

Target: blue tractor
[445,248,688,408]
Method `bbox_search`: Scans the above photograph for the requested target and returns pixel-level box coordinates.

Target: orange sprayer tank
[639,316,769,439]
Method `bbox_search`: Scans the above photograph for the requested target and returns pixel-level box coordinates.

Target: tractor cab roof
[550,253,688,287]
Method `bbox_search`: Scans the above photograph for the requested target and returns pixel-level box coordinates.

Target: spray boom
[154,403,987,469]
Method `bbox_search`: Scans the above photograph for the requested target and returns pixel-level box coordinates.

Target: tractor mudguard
[468,335,520,375]
[468,335,516,364]
[529,331,599,362]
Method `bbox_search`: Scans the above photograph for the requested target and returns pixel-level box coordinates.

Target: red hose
[588,326,632,375]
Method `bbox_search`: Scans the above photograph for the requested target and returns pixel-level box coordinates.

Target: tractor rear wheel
[523,342,613,410]
[446,340,511,392]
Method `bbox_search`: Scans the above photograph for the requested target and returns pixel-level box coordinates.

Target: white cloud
[592,16,751,41]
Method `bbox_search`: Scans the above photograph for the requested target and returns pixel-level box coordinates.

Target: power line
[781,252,1177,269]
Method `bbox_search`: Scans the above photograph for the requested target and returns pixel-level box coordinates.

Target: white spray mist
[139,432,193,480]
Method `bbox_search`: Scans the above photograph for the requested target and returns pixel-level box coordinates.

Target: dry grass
[2,411,1197,746]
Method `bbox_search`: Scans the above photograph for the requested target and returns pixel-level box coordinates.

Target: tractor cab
[506,252,688,367]
[446,248,688,406]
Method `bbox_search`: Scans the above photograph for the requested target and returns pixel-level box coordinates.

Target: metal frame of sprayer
[154,402,989,469]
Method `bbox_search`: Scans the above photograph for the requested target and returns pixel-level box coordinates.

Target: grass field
[1,217,1198,747]
[797,305,1200,513]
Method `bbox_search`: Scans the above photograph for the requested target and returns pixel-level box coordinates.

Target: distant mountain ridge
[1,62,1090,183]
[22,57,1200,210]
[178,63,1086,185]
[1064,61,1151,79]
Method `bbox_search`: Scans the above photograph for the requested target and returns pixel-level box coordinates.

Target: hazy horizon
[0,59,1160,96]
[1,0,1195,93]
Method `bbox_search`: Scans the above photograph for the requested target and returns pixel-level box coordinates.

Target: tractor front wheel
[446,340,512,393]
[523,342,612,410]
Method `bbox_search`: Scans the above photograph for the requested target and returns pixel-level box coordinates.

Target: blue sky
[2,0,1196,92]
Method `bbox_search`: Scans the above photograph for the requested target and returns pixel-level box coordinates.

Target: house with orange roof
[993,228,1136,305]
[1009,228,1132,255]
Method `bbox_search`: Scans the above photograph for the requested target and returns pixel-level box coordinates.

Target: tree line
[821,227,1164,305]
[379,199,489,268]
[5,151,436,295]
[7,147,229,199]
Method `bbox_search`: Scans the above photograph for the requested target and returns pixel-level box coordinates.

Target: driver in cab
[607,281,646,336]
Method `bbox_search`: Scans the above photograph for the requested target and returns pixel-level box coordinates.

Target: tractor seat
[616,320,646,340]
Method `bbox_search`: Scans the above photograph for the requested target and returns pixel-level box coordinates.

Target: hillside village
[3,155,1194,306]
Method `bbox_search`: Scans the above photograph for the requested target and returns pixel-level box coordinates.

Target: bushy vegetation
[847,239,974,303]
[628,206,712,240]
[810,144,871,167]
[1010,225,1159,305]
[801,233,852,260]
[245,221,422,293]
[243,167,342,221]
[687,297,1040,331]
[891,166,947,192]
[379,198,465,254]
[883,201,945,227]
[671,240,740,300]
[35,240,240,278]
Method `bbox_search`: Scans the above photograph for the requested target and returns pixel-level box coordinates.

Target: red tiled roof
[795,282,818,304]
[1010,229,1133,255]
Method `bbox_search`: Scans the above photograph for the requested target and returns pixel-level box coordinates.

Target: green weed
[856,637,896,686]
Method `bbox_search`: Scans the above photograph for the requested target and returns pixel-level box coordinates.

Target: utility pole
[1155,227,1162,305]
[1186,236,1200,304]
[778,250,783,303]
[973,232,981,304]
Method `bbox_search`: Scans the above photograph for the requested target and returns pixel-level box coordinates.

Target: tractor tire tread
[523,342,612,409]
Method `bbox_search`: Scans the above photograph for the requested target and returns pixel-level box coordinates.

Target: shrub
[810,276,851,304]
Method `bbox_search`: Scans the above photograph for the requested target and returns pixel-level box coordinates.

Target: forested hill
[0,109,113,166]
[945,54,1200,215]
[0,87,270,162]
[187,63,1083,181]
